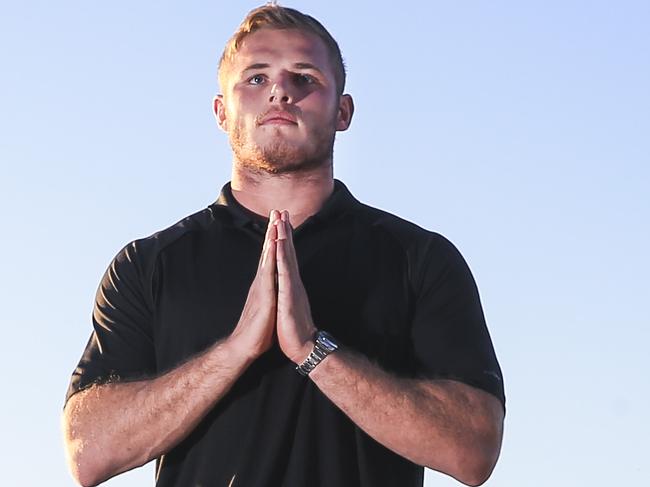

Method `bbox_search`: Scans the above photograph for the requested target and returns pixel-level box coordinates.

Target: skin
[214,28,354,228]
[63,28,503,487]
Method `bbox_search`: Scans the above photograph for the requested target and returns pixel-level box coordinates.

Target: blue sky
[1,1,649,485]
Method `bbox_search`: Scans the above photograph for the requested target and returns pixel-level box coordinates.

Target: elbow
[62,410,111,487]
[424,453,496,487]
[65,441,106,487]
[66,438,138,487]
[452,431,502,486]
[63,413,149,486]
[455,457,497,487]
[425,426,502,486]
[72,469,101,487]
[423,447,498,487]
[425,447,496,487]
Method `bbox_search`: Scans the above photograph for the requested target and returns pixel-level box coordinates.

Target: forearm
[63,336,252,487]
[308,348,504,486]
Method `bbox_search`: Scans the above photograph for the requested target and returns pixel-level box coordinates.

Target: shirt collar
[212,179,359,229]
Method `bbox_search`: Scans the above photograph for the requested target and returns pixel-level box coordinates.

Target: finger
[280,211,299,274]
[275,212,288,241]
[276,218,302,297]
[266,209,280,242]
[261,228,277,294]
[276,221,290,279]
[276,220,294,291]
[260,210,279,271]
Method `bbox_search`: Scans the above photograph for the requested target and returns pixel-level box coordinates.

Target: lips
[258,110,298,125]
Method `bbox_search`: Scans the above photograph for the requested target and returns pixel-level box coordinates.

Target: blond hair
[218,3,347,94]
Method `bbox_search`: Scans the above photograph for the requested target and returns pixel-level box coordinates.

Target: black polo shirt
[66,179,505,487]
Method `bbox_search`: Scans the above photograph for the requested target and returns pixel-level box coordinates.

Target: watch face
[317,331,338,352]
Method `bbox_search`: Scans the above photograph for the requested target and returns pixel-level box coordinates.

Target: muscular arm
[63,212,280,487]
[309,349,504,487]
[274,211,504,486]
[63,338,252,487]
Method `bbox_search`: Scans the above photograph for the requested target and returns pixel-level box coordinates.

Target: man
[63,4,505,487]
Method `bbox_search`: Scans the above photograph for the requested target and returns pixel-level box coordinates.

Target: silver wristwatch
[296,330,339,376]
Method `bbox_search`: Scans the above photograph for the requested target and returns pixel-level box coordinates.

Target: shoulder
[349,200,460,258]
[110,205,218,273]
[346,199,473,292]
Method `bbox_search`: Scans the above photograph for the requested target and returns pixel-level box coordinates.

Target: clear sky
[1,1,649,485]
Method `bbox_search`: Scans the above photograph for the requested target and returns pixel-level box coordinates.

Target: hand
[227,210,280,362]
[275,210,318,364]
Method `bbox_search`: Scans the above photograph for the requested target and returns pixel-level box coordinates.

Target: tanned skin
[63,28,503,487]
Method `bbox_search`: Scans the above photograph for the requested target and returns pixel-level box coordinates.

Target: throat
[230,168,335,227]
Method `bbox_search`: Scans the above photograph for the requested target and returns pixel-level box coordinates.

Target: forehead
[233,28,332,71]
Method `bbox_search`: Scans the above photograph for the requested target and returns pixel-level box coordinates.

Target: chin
[234,139,333,175]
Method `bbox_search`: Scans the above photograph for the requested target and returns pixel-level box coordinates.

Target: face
[215,28,353,175]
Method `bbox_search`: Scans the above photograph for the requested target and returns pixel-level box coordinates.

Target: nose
[269,77,292,104]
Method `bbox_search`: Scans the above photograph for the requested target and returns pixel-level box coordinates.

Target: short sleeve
[410,234,505,409]
[65,240,157,404]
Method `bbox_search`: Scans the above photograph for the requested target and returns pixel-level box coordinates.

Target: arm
[63,337,252,487]
[63,211,281,487]
[274,211,503,486]
[308,349,504,486]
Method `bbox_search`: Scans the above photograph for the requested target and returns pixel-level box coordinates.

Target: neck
[230,162,335,228]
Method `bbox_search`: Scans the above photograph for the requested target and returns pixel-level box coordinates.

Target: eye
[248,74,266,85]
[294,73,316,85]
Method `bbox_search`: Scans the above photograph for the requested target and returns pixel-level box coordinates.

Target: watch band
[296,330,339,376]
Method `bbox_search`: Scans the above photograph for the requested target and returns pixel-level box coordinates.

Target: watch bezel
[315,330,338,352]
[296,330,339,376]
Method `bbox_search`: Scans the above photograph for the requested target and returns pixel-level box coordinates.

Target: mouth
[258,111,298,126]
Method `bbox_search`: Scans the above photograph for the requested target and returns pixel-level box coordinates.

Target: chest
[152,227,415,373]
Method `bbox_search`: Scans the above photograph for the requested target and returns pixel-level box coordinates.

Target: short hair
[218,3,347,95]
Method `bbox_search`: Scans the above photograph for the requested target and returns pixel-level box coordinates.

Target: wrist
[292,338,316,365]
[285,324,318,364]
[295,330,339,376]
[223,332,264,365]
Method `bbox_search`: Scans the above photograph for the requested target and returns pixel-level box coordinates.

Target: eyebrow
[242,63,270,73]
[240,62,325,76]
[292,62,323,74]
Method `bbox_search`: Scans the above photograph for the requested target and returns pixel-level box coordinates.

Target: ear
[213,95,228,132]
[335,94,354,132]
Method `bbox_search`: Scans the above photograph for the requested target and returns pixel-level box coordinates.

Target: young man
[63,5,505,487]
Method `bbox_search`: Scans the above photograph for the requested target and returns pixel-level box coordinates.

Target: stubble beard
[229,120,336,175]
